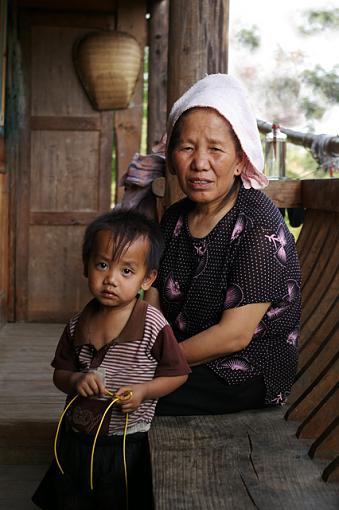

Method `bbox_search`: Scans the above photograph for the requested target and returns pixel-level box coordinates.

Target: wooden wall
[2,0,147,322]
[0,171,8,328]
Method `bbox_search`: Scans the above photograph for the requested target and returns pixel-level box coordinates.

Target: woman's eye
[211,147,222,152]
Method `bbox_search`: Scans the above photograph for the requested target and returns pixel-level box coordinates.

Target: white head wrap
[166,74,268,189]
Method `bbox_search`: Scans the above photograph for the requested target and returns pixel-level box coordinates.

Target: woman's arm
[144,288,270,366]
[181,302,270,365]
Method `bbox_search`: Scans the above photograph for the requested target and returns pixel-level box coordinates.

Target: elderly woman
[146,74,301,415]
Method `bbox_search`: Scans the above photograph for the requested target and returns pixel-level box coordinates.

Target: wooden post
[165,0,230,206]
[114,0,147,203]
[147,0,168,152]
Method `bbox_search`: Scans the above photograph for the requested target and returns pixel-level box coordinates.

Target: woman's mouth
[188,178,212,188]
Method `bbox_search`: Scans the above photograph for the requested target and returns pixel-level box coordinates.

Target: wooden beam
[114,0,147,203]
[165,0,229,207]
[263,180,302,208]
[147,0,168,152]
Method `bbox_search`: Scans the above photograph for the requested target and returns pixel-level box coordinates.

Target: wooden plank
[298,303,338,372]
[149,410,339,509]
[302,179,339,213]
[301,279,338,347]
[297,383,339,439]
[30,211,98,225]
[286,355,338,422]
[31,116,101,130]
[297,211,328,271]
[289,329,338,407]
[323,456,339,483]
[264,179,302,208]
[0,465,49,510]
[0,172,8,327]
[309,417,339,460]
[301,220,338,311]
[18,0,117,10]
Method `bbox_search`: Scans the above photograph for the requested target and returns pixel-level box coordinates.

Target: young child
[32,208,190,510]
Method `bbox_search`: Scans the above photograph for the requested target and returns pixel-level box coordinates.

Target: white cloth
[166,73,268,190]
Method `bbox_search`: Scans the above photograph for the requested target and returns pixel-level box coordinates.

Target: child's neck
[87,297,137,350]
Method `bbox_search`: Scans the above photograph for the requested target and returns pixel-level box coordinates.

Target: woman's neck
[188,183,240,238]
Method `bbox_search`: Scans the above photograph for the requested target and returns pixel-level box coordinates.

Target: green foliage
[298,8,339,34]
[302,64,339,104]
[301,96,325,120]
[236,25,260,51]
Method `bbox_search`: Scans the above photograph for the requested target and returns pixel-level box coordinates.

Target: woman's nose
[191,149,209,171]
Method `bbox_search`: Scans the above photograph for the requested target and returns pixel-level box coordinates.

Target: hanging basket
[73,30,142,111]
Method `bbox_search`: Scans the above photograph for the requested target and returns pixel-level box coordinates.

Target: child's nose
[104,268,117,286]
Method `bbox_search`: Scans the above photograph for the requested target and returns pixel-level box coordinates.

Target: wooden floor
[0,322,64,509]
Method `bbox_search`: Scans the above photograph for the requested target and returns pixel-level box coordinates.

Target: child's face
[87,230,156,309]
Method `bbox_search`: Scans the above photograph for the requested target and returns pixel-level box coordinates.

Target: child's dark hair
[82,208,165,277]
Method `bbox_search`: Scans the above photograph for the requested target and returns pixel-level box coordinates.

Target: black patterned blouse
[154,184,301,405]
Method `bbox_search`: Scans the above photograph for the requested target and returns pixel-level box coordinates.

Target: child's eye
[122,268,133,276]
[96,262,108,270]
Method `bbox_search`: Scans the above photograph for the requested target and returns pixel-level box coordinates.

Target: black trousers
[156,365,266,416]
[32,427,154,510]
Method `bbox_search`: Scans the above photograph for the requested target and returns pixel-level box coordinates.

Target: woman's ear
[141,269,158,291]
[234,151,245,176]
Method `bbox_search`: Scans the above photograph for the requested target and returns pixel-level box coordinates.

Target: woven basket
[73,31,142,110]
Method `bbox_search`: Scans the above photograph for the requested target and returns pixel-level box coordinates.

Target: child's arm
[53,369,106,397]
[115,374,188,413]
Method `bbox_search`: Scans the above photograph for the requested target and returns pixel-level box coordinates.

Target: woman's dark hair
[82,208,165,277]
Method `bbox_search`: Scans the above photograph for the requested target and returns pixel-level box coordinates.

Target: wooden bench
[149,179,339,508]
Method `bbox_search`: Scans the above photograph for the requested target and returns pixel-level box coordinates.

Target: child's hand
[115,385,147,413]
[73,371,107,397]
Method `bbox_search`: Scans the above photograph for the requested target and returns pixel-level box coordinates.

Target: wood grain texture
[297,384,339,439]
[114,0,146,203]
[0,172,8,327]
[15,10,114,321]
[264,179,302,208]
[0,323,64,508]
[302,179,339,213]
[323,456,339,483]
[149,411,339,509]
[147,0,168,152]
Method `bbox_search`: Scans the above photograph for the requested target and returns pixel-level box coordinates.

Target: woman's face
[171,108,242,208]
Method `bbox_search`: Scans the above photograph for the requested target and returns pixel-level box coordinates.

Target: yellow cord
[54,389,132,503]
[123,412,129,508]
[54,394,79,475]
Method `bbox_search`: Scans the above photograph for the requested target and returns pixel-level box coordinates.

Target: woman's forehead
[179,108,234,137]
